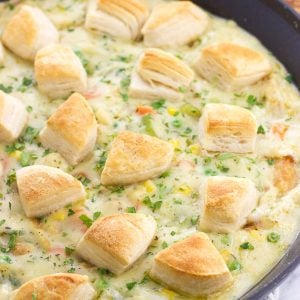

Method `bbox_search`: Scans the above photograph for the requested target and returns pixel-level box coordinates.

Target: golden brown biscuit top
[46,93,97,149]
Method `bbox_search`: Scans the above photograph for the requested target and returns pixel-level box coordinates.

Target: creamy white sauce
[0,0,300,299]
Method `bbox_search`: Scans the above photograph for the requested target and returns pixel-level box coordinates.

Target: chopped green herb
[68,209,75,216]
[7,232,17,252]
[191,216,199,225]
[5,142,24,153]
[126,281,137,291]
[162,241,168,249]
[227,259,242,272]
[77,176,91,186]
[285,74,293,84]
[0,255,12,264]
[109,186,125,194]
[21,127,39,144]
[247,95,257,106]
[95,152,107,171]
[6,171,16,186]
[217,153,235,161]
[65,247,75,255]
[0,84,13,93]
[151,99,166,110]
[95,277,109,294]
[180,103,201,118]
[32,293,37,300]
[26,106,33,112]
[74,50,94,75]
[19,151,38,167]
[159,170,170,178]
[93,211,101,220]
[126,207,136,213]
[221,234,231,246]
[170,231,176,236]
[120,92,129,102]
[67,267,76,273]
[0,220,5,227]
[142,115,156,136]
[216,163,229,173]
[79,215,93,227]
[178,86,187,93]
[172,119,182,128]
[204,169,217,176]
[143,196,162,212]
[267,232,280,243]
[257,125,266,134]
[267,158,275,166]
[240,242,254,250]
[115,55,133,63]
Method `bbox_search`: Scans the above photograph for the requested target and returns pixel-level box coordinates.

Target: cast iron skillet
[194,1,300,299]
[0,0,299,299]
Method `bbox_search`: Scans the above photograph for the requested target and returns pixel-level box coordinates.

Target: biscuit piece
[76,213,156,274]
[200,176,258,233]
[85,0,149,40]
[194,43,271,90]
[130,48,194,101]
[199,103,257,153]
[2,5,59,61]
[39,93,97,166]
[101,131,174,185]
[35,45,87,99]
[0,91,27,142]
[9,273,95,300]
[16,165,86,218]
[150,233,232,296]
[142,1,209,48]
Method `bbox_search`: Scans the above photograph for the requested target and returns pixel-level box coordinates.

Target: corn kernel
[249,230,264,241]
[95,108,111,125]
[167,107,178,116]
[10,150,22,159]
[143,180,156,193]
[50,209,66,221]
[189,144,201,155]
[169,139,181,151]
[220,249,231,261]
[176,184,191,195]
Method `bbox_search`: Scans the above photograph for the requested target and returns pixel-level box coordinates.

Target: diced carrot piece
[136,106,156,115]
[272,123,289,140]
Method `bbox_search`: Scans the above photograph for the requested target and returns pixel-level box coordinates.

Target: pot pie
[0,1,300,299]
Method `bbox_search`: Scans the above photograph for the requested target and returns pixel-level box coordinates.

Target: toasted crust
[137,48,194,90]
[10,273,95,300]
[2,5,58,61]
[142,1,209,47]
[35,45,87,98]
[150,233,232,296]
[76,213,156,274]
[0,91,28,142]
[199,103,257,153]
[45,93,96,150]
[274,156,298,195]
[200,176,258,233]
[194,43,271,90]
[16,165,86,217]
[39,93,97,165]
[99,0,149,24]
[85,0,149,40]
[203,103,256,137]
[101,131,174,185]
